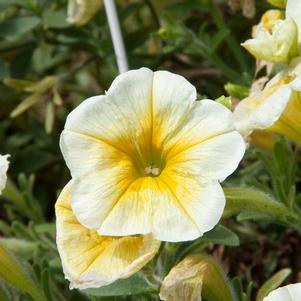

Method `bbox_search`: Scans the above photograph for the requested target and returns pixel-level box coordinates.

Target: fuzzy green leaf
[0,243,47,301]
[84,273,156,297]
[256,268,291,301]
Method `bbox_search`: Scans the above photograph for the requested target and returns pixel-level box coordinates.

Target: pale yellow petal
[159,171,226,236]
[98,177,201,242]
[62,68,153,161]
[162,99,236,156]
[55,182,160,289]
[60,68,155,229]
[166,132,245,182]
[164,102,245,182]
[60,130,136,230]
[98,172,226,242]
[286,0,301,45]
[151,70,197,149]
[234,80,292,137]
[234,72,301,139]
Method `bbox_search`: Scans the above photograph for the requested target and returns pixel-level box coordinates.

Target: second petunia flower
[60,68,245,242]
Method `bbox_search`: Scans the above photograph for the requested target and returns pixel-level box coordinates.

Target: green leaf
[0,16,40,38]
[237,212,273,222]
[0,238,38,259]
[3,78,35,90]
[267,0,287,8]
[0,284,10,301]
[10,92,41,118]
[201,225,240,246]
[224,187,301,235]
[84,273,156,297]
[34,223,55,236]
[223,187,290,221]
[231,277,245,301]
[256,268,291,301]
[52,87,63,106]
[0,59,9,79]
[211,28,230,51]
[176,225,239,261]
[42,10,70,29]
[45,101,55,134]
[25,76,57,93]
[0,243,47,301]
[1,178,26,208]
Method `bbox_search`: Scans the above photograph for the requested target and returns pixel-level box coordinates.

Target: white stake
[104,0,129,73]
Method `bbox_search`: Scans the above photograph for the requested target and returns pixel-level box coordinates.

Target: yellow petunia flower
[60,68,245,242]
[263,283,301,301]
[55,181,160,289]
[0,154,9,195]
[233,63,301,140]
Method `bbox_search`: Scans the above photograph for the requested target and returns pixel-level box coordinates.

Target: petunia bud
[251,9,283,37]
[159,254,234,301]
[242,17,298,64]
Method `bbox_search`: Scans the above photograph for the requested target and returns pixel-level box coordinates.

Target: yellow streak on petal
[247,80,286,110]
[270,90,301,144]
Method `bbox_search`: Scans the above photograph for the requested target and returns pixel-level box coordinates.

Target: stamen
[145,166,160,176]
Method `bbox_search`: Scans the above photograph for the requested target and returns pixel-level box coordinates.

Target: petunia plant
[1,0,301,301]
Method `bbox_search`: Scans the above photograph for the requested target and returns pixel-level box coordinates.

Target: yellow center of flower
[129,141,167,178]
